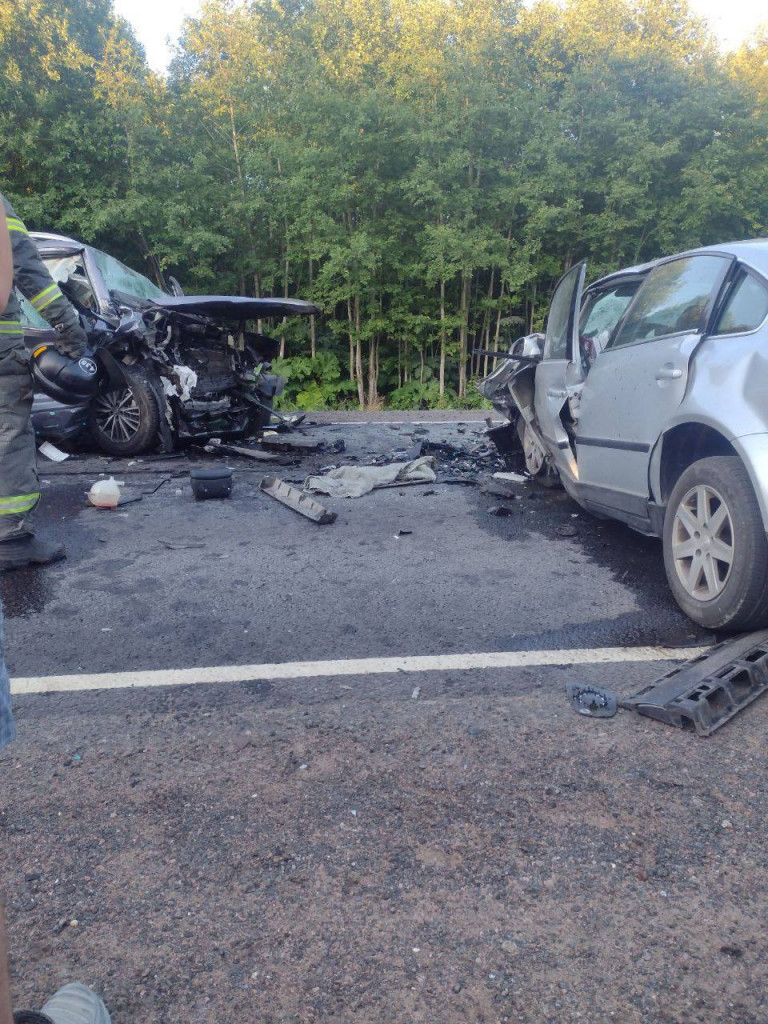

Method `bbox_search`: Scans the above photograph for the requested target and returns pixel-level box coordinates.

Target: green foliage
[2,0,768,409]
[272,353,358,410]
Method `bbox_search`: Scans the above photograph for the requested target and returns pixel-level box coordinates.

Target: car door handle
[546,388,567,398]
[655,366,682,381]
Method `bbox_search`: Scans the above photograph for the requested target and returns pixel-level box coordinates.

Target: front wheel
[663,456,768,630]
[89,364,161,456]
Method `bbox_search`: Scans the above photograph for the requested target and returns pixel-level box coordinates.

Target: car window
[93,249,166,302]
[580,284,639,339]
[610,255,727,349]
[713,271,768,335]
[544,262,583,360]
[43,255,96,308]
[16,291,48,329]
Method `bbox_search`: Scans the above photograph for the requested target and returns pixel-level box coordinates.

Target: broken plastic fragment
[565,682,619,718]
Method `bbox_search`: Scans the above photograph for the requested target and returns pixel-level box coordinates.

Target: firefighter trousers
[0,341,38,541]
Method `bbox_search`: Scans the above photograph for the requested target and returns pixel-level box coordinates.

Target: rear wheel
[516,417,560,488]
[89,364,160,456]
[663,456,768,630]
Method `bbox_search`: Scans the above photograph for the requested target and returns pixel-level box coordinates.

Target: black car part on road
[628,629,768,735]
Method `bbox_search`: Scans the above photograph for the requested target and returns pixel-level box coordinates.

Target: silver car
[479,241,768,631]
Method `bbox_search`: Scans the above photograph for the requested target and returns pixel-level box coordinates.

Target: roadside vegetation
[1,0,767,409]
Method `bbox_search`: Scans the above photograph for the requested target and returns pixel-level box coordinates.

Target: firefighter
[0,193,88,571]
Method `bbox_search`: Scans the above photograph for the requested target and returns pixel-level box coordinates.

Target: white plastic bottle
[88,477,121,508]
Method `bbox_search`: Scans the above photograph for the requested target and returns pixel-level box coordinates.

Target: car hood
[148,296,320,319]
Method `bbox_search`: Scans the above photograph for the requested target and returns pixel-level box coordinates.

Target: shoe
[41,983,111,1024]
[0,536,66,571]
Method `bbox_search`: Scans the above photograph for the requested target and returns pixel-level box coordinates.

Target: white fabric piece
[304,456,437,498]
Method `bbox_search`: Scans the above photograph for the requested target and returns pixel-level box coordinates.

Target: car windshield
[93,248,166,303]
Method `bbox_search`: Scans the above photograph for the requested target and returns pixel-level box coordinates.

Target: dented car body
[25,233,318,455]
[480,240,768,631]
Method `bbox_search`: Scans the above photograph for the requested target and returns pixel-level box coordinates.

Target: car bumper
[32,394,89,442]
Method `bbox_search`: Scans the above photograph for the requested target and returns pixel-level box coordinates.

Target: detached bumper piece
[259,477,336,524]
[628,629,768,736]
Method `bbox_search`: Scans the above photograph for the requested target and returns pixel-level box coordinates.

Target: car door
[533,261,586,484]
[575,253,734,519]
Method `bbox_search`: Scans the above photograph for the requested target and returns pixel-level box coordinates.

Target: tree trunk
[439,278,446,398]
[308,254,316,359]
[458,271,471,398]
[348,298,355,382]
[354,295,364,409]
[367,335,378,408]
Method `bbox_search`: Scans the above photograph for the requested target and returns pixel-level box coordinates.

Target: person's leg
[0,344,64,571]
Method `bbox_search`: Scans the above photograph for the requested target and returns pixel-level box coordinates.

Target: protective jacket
[0,194,80,540]
[0,195,79,340]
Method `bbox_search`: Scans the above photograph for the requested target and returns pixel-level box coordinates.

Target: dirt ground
[3,679,766,1024]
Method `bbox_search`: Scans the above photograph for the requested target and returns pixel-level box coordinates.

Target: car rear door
[533,261,586,485]
[575,254,734,519]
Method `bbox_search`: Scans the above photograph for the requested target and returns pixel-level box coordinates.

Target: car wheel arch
[654,422,738,504]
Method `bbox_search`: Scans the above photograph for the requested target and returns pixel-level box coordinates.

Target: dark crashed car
[23,233,317,455]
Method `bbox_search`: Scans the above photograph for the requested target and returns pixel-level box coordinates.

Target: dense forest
[1,0,767,408]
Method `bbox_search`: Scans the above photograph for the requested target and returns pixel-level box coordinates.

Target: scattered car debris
[190,467,233,500]
[259,477,337,524]
[487,505,515,517]
[38,441,70,462]
[396,529,413,536]
[493,471,527,484]
[626,630,768,736]
[261,433,325,454]
[481,476,525,499]
[270,411,306,431]
[203,438,285,463]
[557,524,578,537]
[305,457,437,498]
[566,683,619,717]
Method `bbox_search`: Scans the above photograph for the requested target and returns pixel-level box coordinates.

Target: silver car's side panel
[575,332,701,511]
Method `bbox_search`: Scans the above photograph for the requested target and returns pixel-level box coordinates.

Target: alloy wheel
[671,484,735,601]
[521,422,546,476]
[92,388,142,443]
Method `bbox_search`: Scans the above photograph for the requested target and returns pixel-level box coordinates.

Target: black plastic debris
[566,682,619,718]
[204,438,283,462]
[259,477,336,524]
[190,467,233,500]
[487,505,515,517]
[627,629,768,736]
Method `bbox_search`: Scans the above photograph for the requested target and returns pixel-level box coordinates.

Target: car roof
[30,231,85,253]
[680,239,768,276]
[588,260,658,291]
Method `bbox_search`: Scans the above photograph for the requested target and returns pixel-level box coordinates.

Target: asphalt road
[3,416,765,1024]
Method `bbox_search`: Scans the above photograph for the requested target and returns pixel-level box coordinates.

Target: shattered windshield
[93,248,167,303]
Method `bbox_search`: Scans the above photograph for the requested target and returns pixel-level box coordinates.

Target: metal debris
[204,438,284,462]
[259,477,337,524]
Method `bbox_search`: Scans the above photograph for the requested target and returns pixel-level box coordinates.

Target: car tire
[663,456,768,631]
[88,364,161,456]
[516,417,561,488]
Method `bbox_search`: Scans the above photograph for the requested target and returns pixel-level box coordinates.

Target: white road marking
[317,419,500,427]
[10,645,708,696]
